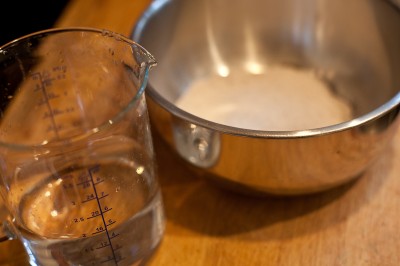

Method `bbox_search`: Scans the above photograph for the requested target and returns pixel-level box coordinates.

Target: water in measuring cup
[8,136,164,266]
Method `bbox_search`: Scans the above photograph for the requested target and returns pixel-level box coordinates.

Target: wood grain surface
[1,0,400,265]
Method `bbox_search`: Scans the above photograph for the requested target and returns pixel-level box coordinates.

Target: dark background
[0,1,70,45]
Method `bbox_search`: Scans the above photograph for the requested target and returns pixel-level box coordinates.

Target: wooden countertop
[2,0,400,265]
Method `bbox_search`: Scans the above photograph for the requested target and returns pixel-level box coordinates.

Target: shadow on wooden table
[0,239,29,265]
[153,131,394,241]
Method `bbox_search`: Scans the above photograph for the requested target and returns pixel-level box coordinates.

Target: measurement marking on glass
[110,233,120,239]
[32,72,61,139]
[82,197,96,203]
[87,214,101,220]
[77,180,91,186]
[107,220,116,226]
[92,230,106,235]
[94,179,105,185]
[103,208,113,213]
[101,257,120,264]
[98,193,109,199]
[96,242,111,249]
[88,166,119,265]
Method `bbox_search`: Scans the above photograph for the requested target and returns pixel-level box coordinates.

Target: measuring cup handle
[0,232,8,242]
[0,220,17,243]
[0,222,8,242]
[0,200,14,242]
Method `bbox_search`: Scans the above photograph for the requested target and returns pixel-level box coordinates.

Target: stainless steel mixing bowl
[132,0,400,195]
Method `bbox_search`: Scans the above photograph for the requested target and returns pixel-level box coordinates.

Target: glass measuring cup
[0,27,164,265]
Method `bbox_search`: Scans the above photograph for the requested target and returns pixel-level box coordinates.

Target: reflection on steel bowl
[132,0,400,195]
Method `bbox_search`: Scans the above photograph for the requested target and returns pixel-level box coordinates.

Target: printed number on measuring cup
[73,217,85,223]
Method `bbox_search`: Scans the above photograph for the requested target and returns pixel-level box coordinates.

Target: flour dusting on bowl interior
[175,65,353,131]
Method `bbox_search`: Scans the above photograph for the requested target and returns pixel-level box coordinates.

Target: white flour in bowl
[175,66,352,131]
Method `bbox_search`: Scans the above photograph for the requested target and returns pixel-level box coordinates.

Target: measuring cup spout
[129,41,157,97]
[132,42,157,70]
[142,48,157,69]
